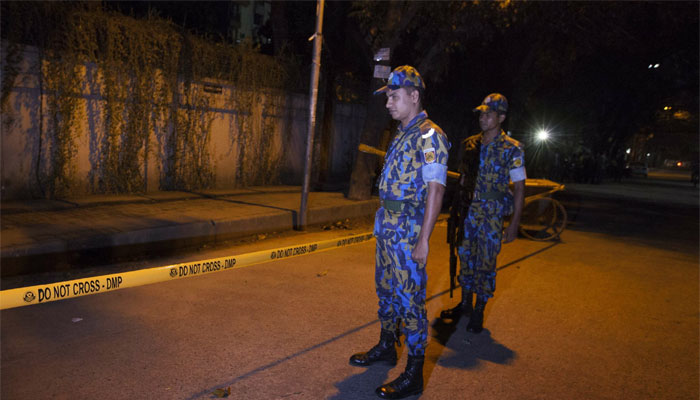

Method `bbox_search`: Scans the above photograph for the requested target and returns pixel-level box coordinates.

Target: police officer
[349,65,449,399]
[440,93,525,333]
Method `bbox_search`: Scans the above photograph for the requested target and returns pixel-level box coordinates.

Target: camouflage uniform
[458,130,525,302]
[375,110,449,356]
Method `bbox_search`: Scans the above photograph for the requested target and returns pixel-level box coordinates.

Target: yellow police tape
[0,232,375,310]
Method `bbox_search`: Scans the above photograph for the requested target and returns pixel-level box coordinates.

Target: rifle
[446,184,465,298]
[446,138,481,298]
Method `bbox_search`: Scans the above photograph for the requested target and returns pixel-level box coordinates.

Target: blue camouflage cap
[474,93,508,113]
[374,65,425,95]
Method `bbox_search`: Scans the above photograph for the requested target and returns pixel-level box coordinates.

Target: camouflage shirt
[460,130,526,214]
[378,111,450,204]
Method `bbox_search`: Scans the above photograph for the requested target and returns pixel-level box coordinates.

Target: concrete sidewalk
[0,186,379,275]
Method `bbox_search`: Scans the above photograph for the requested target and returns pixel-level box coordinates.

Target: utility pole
[298,0,325,230]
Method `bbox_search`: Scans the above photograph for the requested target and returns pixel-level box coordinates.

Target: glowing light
[626,148,631,154]
[654,64,660,68]
[646,153,651,157]
[664,106,672,110]
[536,129,550,142]
[677,162,682,167]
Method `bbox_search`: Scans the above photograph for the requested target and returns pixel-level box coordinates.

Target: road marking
[0,232,375,310]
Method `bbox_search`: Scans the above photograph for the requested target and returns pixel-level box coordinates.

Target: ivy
[2,3,296,198]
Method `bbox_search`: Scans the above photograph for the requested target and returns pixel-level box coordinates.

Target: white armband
[423,163,447,186]
[509,167,527,182]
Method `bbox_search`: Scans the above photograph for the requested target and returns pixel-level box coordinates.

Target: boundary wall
[1,44,366,200]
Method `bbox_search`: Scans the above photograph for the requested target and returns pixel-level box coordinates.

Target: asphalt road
[1,176,698,399]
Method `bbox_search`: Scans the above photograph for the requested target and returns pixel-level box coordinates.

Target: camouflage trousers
[374,207,427,357]
[457,202,504,302]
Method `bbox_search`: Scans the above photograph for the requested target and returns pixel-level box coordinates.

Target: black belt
[380,199,418,213]
[473,191,506,201]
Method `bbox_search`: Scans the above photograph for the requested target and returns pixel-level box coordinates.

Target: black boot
[466,298,486,333]
[349,329,397,367]
[375,355,424,399]
[439,289,473,320]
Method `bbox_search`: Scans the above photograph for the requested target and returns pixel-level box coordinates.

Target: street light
[536,129,550,142]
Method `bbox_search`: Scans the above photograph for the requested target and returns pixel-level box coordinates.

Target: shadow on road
[330,365,393,400]
[189,243,559,399]
[423,242,559,378]
[433,324,516,369]
[186,318,381,399]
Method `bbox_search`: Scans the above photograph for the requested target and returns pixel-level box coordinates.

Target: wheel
[518,197,567,241]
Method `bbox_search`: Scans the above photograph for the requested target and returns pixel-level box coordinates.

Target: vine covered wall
[1,3,304,199]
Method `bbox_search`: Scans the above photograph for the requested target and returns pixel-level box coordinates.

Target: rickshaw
[517,179,567,241]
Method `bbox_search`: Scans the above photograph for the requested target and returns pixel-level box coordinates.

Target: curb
[1,198,380,277]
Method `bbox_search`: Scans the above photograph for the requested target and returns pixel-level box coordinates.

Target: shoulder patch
[423,147,436,163]
[513,157,523,168]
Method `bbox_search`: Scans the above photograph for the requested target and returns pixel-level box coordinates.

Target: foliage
[1,2,295,197]
[348,0,698,159]
[349,1,521,77]
[41,52,83,197]
[1,41,25,147]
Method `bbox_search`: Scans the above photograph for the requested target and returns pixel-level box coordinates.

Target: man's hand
[503,223,518,243]
[411,239,429,264]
